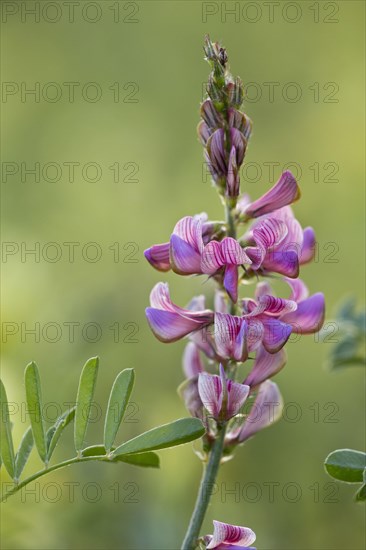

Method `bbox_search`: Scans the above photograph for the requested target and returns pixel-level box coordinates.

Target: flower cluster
[145,36,325,550]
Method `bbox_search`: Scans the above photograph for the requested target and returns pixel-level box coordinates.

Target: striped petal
[207,129,226,177]
[245,218,288,269]
[214,313,248,362]
[144,242,171,272]
[183,342,205,378]
[230,128,246,166]
[281,292,325,334]
[170,216,204,274]
[179,377,204,420]
[238,380,283,442]
[226,379,250,418]
[146,283,214,343]
[206,520,256,549]
[300,227,316,264]
[284,277,309,303]
[244,346,287,387]
[221,238,252,266]
[198,373,223,418]
[244,171,301,219]
[215,290,229,314]
[145,308,205,343]
[201,240,225,273]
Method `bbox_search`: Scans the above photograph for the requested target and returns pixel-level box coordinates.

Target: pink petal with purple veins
[284,277,309,303]
[244,346,287,387]
[238,380,283,442]
[226,379,250,418]
[206,520,256,549]
[146,283,214,342]
[245,218,288,269]
[144,242,171,272]
[201,240,225,273]
[170,235,203,274]
[215,290,229,314]
[145,308,205,343]
[214,313,248,362]
[300,227,316,264]
[198,372,223,418]
[208,129,226,176]
[244,171,300,219]
[281,292,325,334]
[182,342,205,378]
[254,281,274,300]
[230,128,246,165]
[221,237,252,265]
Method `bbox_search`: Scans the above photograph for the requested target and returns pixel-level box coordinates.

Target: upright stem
[181,426,227,550]
[182,203,237,550]
[225,202,236,239]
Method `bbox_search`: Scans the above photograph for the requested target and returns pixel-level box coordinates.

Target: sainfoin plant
[0,36,327,550]
[145,36,325,549]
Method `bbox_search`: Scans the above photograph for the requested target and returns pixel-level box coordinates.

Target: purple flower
[204,520,256,549]
[144,214,219,275]
[255,278,325,335]
[201,237,252,302]
[241,170,301,220]
[183,341,205,379]
[144,242,170,272]
[198,365,250,421]
[179,376,204,421]
[145,282,214,343]
[243,206,316,277]
[280,278,325,334]
[243,345,287,388]
[227,380,283,444]
[214,291,296,361]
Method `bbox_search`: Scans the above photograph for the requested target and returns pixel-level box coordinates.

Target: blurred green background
[1,1,365,548]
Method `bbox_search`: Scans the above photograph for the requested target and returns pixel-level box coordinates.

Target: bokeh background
[1,1,365,549]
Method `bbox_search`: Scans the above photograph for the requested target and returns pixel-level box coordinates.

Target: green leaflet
[112,418,205,457]
[104,369,135,452]
[24,362,47,463]
[74,357,99,453]
[14,427,34,480]
[47,407,76,460]
[0,380,15,478]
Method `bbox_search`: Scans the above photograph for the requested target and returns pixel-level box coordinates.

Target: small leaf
[14,427,34,480]
[111,452,160,468]
[112,418,205,457]
[104,369,135,452]
[0,380,15,478]
[355,483,366,502]
[74,357,99,453]
[325,449,366,483]
[24,362,47,463]
[81,444,106,457]
[46,407,76,460]
[80,445,160,468]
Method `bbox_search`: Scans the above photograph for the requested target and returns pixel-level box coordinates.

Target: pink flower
[145,282,214,343]
[204,520,256,549]
[198,365,250,421]
[227,380,283,445]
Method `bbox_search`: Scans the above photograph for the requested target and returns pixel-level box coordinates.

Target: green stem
[0,455,109,503]
[225,202,236,239]
[181,426,227,550]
